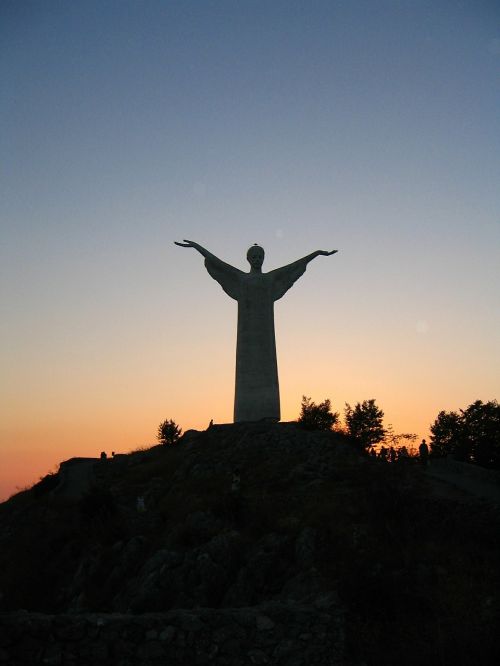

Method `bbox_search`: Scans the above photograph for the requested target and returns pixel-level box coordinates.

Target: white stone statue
[175,240,337,422]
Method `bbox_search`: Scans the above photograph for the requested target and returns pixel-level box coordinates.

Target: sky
[1,0,499,501]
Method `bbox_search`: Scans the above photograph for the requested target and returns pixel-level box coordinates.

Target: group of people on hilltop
[371,439,429,465]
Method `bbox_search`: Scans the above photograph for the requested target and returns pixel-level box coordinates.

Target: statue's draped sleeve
[204,256,243,301]
[268,258,308,301]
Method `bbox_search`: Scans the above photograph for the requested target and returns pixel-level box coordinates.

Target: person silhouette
[419,439,429,466]
[175,240,337,422]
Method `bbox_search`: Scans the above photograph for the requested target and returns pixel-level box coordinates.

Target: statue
[175,240,337,422]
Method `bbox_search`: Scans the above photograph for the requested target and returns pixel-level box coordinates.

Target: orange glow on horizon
[2,378,448,503]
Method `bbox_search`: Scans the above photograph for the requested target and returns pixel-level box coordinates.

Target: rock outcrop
[1,421,499,665]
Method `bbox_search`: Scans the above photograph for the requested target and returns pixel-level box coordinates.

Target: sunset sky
[1,1,499,501]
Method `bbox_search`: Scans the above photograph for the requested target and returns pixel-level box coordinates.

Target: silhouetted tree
[430,400,500,468]
[157,418,182,445]
[344,399,386,451]
[461,400,500,468]
[429,410,462,458]
[383,423,418,458]
[298,395,339,431]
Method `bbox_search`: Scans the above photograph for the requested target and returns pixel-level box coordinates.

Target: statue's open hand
[174,239,209,257]
[174,239,196,248]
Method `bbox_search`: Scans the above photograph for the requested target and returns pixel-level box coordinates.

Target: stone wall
[0,602,345,666]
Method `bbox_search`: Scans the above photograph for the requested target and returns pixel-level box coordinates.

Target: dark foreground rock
[0,601,345,666]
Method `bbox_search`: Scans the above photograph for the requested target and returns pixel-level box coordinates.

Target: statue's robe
[204,256,309,422]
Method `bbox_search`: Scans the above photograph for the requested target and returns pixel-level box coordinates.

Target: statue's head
[247,244,265,270]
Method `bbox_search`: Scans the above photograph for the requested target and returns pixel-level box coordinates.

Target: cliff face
[0,423,357,614]
[1,422,499,665]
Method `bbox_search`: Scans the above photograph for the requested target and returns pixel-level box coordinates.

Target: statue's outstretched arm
[174,239,218,262]
[301,249,338,263]
[268,249,337,301]
[175,239,243,283]
[273,249,338,274]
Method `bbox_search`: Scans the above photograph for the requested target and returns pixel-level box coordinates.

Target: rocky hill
[1,421,499,665]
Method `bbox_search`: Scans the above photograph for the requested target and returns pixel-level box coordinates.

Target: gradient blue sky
[1,1,499,500]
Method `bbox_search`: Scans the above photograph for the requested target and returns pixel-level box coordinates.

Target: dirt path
[424,459,500,505]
